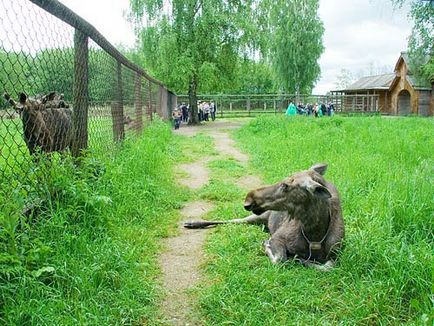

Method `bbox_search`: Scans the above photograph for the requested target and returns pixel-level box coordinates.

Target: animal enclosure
[0,0,176,197]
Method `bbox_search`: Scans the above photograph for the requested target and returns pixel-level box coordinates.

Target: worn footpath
[158,120,262,325]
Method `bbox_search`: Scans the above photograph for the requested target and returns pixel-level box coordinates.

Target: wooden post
[341,93,344,112]
[148,80,153,121]
[134,72,143,133]
[72,29,89,157]
[220,99,223,118]
[247,97,251,116]
[273,99,276,114]
[111,61,124,142]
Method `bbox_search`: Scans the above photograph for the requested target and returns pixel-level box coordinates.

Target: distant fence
[177,94,380,118]
[0,0,176,179]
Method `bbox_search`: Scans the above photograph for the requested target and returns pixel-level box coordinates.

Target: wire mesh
[0,0,175,214]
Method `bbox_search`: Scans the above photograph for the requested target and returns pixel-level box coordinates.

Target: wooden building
[332,52,433,116]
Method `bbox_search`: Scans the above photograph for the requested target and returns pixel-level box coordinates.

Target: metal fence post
[159,85,169,119]
[166,90,171,120]
[111,61,124,142]
[167,91,176,120]
[72,29,89,157]
[135,72,143,133]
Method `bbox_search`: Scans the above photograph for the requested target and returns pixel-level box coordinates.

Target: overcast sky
[57,0,411,94]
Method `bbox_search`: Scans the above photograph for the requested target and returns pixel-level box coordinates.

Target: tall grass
[0,119,185,324]
[199,116,433,325]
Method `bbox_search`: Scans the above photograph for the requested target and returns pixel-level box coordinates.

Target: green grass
[0,119,187,324]
[1,114,432,324]
[197,115,433,325]
[172,132,218,164]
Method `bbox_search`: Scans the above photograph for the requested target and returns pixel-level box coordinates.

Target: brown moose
[184,163,345,270]
[4,92,73,156]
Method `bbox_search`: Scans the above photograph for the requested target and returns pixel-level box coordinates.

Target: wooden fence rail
[177,94,381,118]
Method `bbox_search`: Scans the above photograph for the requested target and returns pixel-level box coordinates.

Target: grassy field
[0,119,187,324]
[1,115,432,324]
[195,116,433,325]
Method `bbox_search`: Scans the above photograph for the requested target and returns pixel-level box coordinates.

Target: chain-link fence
[0,0,176,204]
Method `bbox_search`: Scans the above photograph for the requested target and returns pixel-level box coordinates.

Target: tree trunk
[188,75,198,125]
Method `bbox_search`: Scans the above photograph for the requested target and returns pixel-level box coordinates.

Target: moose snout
[244,202,254,211]
[244,192,256,211]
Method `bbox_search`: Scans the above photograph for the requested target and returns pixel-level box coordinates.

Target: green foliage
[0,48,119,104]
[197,116,433,324]
[128,0,262,102]
[128,0,324,108]
[30,48,74,100]
[234,58,277,94]
[0,50,32,107]
[0,120,185,324]
[259,0,324,93]
[392,0,434,83]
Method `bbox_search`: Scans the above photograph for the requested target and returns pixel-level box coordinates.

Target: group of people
[197,101,217,122]
[171,100,217,129]
[286,101,335,117]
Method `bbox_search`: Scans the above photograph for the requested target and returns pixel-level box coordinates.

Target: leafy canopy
[128,0,324,95]
[392,0,434,82]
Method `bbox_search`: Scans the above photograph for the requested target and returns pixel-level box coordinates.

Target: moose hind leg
[184,212,269,229]
[263,239,287,264]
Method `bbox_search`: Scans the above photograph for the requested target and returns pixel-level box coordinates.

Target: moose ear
[19,93,27,104]
[303,179,331,199]
[310,163,327,175]
[42,91,56,103]
[47,91,56,101]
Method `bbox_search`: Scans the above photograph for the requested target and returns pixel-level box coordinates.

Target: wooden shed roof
[342,73,395,91]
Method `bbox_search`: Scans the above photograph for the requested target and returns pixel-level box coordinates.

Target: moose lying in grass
[4,92,73,156]
[184,163,345,270]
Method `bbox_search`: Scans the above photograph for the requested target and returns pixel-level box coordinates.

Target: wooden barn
[332,52,433,116]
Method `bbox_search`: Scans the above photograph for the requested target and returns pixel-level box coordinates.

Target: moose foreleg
[263,238,287,264]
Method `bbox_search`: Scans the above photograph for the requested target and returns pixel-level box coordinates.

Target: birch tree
[258,0,324,95]
[392,0,434,82]
[128,0,256,123]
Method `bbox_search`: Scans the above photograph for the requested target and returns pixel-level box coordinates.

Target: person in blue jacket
[285,100,297,116]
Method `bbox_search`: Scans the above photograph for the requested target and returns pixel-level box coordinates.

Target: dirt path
[208,131,249,164]
[159,201,214,325]
[177,158,212,190]
[159,120,260,325]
